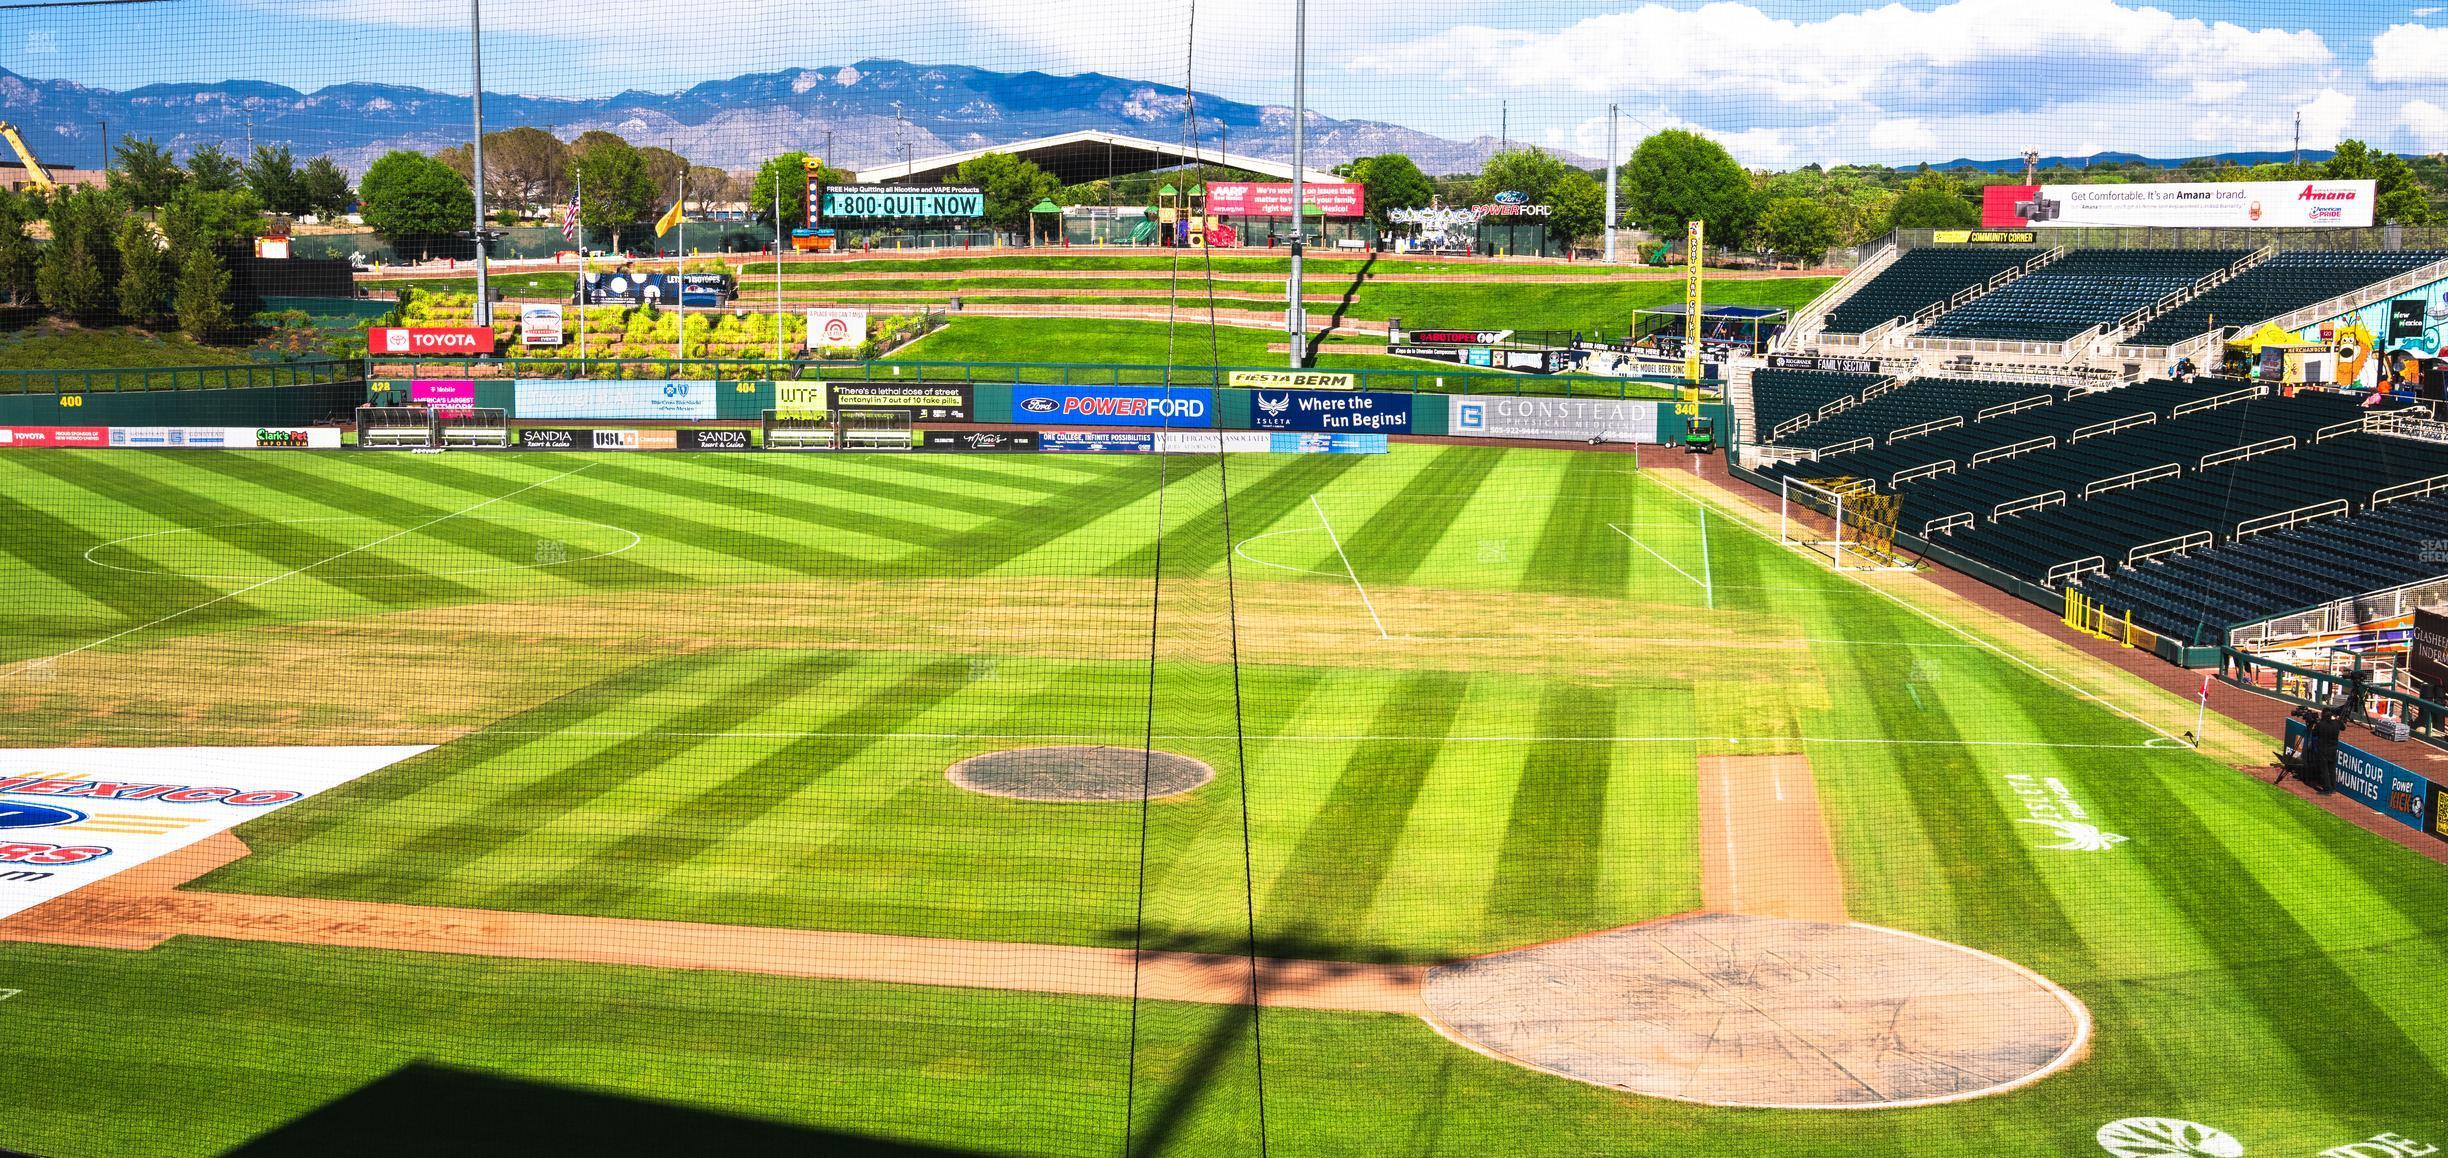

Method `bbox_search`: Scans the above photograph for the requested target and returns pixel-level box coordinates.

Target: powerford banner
[2288,718,2447,843]
[1013,385,1213,427]
[1982,180,2376,229]
[1450,395,1661,443]
[0,426,107,448]
[517,380,717,421]
[1203,182,1365,217]
[410,379,475,412]
[1248,389,1410,433]
[106,427,342,449]
[369,327,495,356]
[0,745,432,919]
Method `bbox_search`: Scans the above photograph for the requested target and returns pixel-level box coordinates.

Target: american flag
[560,188,580,242]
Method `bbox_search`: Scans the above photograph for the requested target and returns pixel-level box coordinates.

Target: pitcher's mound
[947,746,1214,802]
[1422,913,2087,1109]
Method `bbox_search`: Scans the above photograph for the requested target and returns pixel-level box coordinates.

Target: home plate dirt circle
[1421,913,2089,1109]
[946,746,1215,802]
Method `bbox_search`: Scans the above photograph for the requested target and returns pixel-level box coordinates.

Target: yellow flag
[654,198,684,238]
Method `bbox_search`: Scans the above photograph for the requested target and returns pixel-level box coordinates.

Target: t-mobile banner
[1982,180,2375,229]
[410,380,476,412]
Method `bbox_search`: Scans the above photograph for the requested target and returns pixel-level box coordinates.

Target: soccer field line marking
[1230,527,1343,577]
[1696,501,1714,611]
[3,461,601,680]
[1682,485,2188,748]
[1606,522,1708,595]
[1310,494,1387,639]
[297,726,2172,750]
[0,989,19,1002]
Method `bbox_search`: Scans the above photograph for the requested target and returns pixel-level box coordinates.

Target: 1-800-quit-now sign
[817,185,984,220]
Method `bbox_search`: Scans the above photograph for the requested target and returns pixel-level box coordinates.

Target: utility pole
[823,128,833,167]
[2022,148,2039,185]
[1500,100,1508,152]
[244,110,253,155]
[469,0,490,325]
[2293,111,2302,167]
[1287,0,1307,368]
[1603,104,1617,263]
[97,119,107,172]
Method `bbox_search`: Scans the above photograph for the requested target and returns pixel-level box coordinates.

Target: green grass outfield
[1,444,2445,1155]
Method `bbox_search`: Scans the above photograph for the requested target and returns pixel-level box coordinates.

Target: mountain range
[0,59,1556,178]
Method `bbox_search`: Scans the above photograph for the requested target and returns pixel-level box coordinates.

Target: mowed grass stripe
[0,489,227,629]
[1519,452,1632,598]
[687,454,1036,521]
[614,455,990,546]
[1339,445,1504,586]
[1259,670,1469,948]
[171,451,686,591]
[980,457,1204,576]
[490,655,982,917]
[569,457,939,563]
[1109,454,1366,579]
[1483,682,1619,936]
[342,452,863,577]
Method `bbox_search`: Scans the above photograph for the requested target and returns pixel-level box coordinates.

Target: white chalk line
[1310,493,1387,639]
[3,461,600,680]
[1607,522,1708,595]
[1229,527,1343,577]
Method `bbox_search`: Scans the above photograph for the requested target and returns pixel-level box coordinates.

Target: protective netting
[3,1,2448,1156]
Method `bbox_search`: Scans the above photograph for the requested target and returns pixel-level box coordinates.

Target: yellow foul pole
[1682,219,1705,411]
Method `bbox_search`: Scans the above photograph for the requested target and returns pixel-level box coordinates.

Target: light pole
[469,0,491,325]
[1286,0,1306,368]
[97,119,107,172]
[1603,104,1617,263]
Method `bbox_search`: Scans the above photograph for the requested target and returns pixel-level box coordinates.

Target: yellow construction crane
[0,122,57,191]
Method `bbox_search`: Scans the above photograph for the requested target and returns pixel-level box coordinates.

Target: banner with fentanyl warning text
[0,746,431,919]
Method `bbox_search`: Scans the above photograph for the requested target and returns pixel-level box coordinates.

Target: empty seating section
[1775,378,2234,485]
[1752,369,1883,436]
[1938,432,2448,585]
[1919,249,2244,343]
[2077,494,2448,642]
[1822,247,2037,334]
[1891,392,2370,531]
[1783,377,2055,450]
[2126,250,2448,347]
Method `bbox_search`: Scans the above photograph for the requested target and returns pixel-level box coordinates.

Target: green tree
[115,217,172,324]
[35,187,125,321]
[1885,188,1980,230]
[106,135,186,209]
[1334,153,1435,231]
[567,135,657,253]
[1543,169,1607,250]
[157,187,266,256]
[1473,147,1573,204]
[185,143,242,193]
[357,150,473,258]
[0,192,39,304]
[748,152,853,230]
[2325,140,2436,225]
[243,144,305,215]
[486,125,570,211]
[1624,130,1758,246]
[1756,196,1840,266]
[953,152,1058,232]
[298,156,353,217]
[638,145,691,203]
[173,245,232,339]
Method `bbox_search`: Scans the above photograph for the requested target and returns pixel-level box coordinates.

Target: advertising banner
[518,380,717,421]
[1203,182,1365,217]
[0,744,433,919]
[919,430,1041,453]
[2414,607,2448,692]
[677,428,753,451]
[368,326,495,356]
[587,428,678,451]
[817,185,985,220]
[1387,345,1471,365]
[1932,230,2038,245]
[1399,330,1512,346]
[105,427,341,449]
[514,427,588,449]
[410,379,476,412]
[775,383,829,418]
[1450,395,1661,443]
[1269,432,1389,454]
[806,308,868,350]
[1981,181,2376,228]
[1248,389,1410,432]
[2289,718,2443,841]
[577,272,732,307]
[519,304,564,348]
[1226,370,1357,390]
[1013,384,1213,427]
[0,425,108,447]
[832,383,970,421]
[1041,431,1157,453]
[1769,354,1884,374]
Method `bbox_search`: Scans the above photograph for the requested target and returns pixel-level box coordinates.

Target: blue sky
[5,0,2444,164]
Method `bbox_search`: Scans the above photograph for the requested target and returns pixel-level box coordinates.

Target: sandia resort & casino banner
[1983,180,2375,228]
[0,746,431,918]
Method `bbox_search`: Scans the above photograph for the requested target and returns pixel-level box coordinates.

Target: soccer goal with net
[1778,475,1915,572]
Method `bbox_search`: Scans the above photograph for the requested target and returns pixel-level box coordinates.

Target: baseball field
[2,442,2445,1156]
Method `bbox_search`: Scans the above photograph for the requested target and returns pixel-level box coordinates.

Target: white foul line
[1608,522,1707,594]
[1697,501,1714,610]
[1311,494,1387,639]
[4,460,600,679]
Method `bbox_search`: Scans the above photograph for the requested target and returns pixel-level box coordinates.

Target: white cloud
[2403,100,2448,149]
[2412,7,2442,16]
[1866,119,1939,156]
[2372,23,2448,82]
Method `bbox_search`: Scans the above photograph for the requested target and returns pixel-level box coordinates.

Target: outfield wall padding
[0,381,367,426]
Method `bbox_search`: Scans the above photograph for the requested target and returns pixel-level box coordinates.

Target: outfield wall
[0,381,367,427]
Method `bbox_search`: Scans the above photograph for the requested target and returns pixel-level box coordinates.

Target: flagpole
[774,168,784,366]
[575,171,587,374]
[674,155,686,366]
